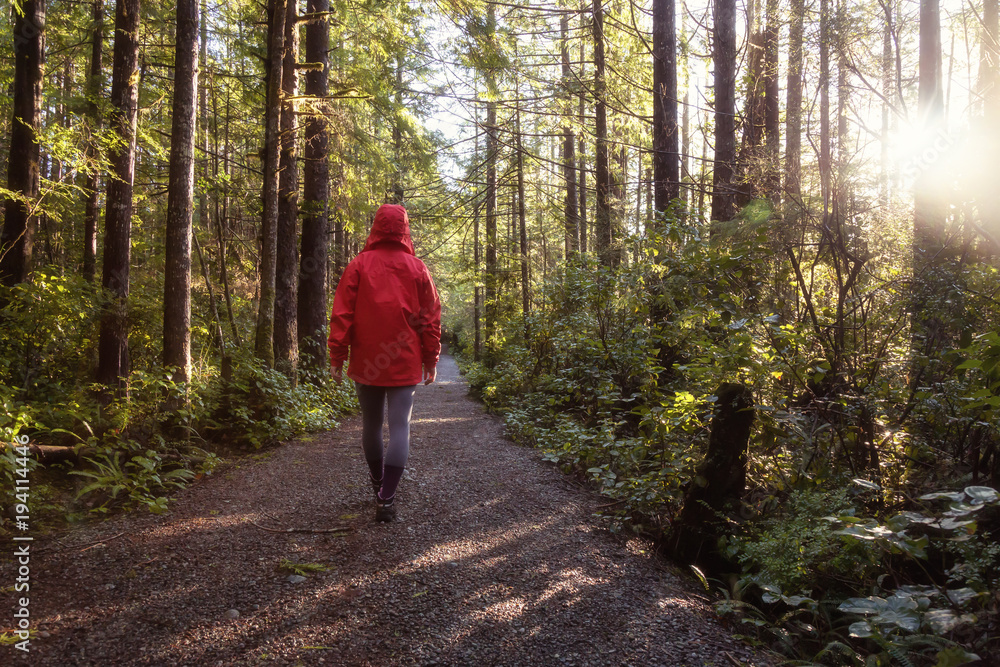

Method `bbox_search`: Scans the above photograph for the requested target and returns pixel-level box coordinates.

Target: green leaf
[964,486,998,504]
[925,609,974,634]
[848,621,874,638]
[933,647,981,667]
[689,565,709,591]
[937,517,975,531]
[919,492,965,502]
[944,588,980,607]
[878,608,919,632]
[839,597,884,615]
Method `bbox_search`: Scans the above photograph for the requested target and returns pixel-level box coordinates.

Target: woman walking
[328,204,441,522]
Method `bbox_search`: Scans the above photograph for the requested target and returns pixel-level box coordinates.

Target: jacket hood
[362,204,415,255]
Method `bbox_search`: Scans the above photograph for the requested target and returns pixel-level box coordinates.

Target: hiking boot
[375,495,396,522]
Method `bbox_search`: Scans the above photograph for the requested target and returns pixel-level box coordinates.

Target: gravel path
[7,354,771,666]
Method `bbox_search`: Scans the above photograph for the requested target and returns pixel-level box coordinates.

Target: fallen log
[2,442,93,466]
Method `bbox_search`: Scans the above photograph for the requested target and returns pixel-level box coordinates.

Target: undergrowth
[458,213,1000,666]
[0,268,357,524]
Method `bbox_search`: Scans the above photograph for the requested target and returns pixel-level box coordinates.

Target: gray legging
[355,382,416,474]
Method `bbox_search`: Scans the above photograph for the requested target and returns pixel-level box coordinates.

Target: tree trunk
[198,0,223,352]
[763,0,780,201]
[738,0,765,208]
[978,0,1000,244]
[915,0,945,243]
[671,383,754,569]
[254,0,288,368]
[97,0,140,391]
[819,0,832,231]
[274,0,299,378]
[578,37,588,254]
[393,59,405,203]
[163,0,200,382]
[681,89,690,210]
[836,0,850,220]
[484,9,498,364]
[82,0,103,284]
[710,0,737,225]
[983,0,999,122]
[785,0,804,223]
[298,0,330,372]
[0,0,45,289]
[880,0,892,213]
[593,0,613,265]
[652,0,678,215]
[473,97,482,362]
[912,0,948,357]
[561,15,579,256]
[516,105,529,335]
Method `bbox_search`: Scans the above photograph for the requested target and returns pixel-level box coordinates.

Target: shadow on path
[5,354,769,667]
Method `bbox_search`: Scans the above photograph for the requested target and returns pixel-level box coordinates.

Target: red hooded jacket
[328,204,442,386]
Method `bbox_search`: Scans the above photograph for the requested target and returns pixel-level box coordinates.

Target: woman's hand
[330,366,343,384]
[423,366,437,385]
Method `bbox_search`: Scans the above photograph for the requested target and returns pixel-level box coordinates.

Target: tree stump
[670,382,754,570]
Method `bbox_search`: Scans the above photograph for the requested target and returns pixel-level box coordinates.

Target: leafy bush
[217,352,356,448]
[70,450,194,514]
[0,272,358,521]
[465,211,1000,663]
[729,488,881,595]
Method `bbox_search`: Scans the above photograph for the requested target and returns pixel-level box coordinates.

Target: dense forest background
[1,0,999,663]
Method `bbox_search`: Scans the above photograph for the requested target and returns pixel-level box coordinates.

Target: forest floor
[6,353,774,666]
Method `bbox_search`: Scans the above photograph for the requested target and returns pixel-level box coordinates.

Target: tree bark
[82,0,103,284]
[763,0,780,201]
[836,0,850,220]
[593,0,613,265]
[983,0,999,123]
[516,105,529,334]
[392,59,405,203]
[785,0,804,222]
[561,15,579,256]
[578,36,588,254]
[880,0,892,213]
[914,0,945,257]
[652,0,679,214]
[254,0,288,368]
[912,0,948,357]
[298,0,330,372]
[484,7,498,364]
[199,0,222,352]
[274,0,299,378]
[681,89,690,210]
[473,97,482,362]
[97,0,140,391]
[163,0,200,382]
[710,0,737,225]
[0,0,45,289]
[819,0,832,230]
[671,383,754,569]
[738,0,765,207]
[978,0,1000,245]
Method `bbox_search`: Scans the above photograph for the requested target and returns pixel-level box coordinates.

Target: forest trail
[13,354,770,667]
